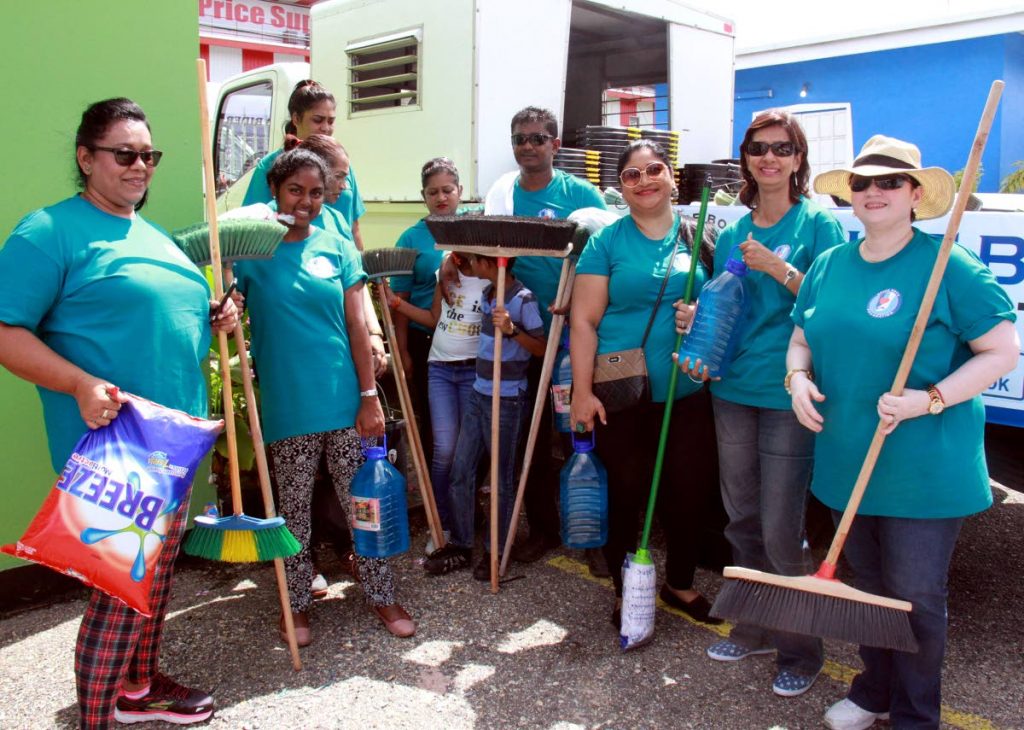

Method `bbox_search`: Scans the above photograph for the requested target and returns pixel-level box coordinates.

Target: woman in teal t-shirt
[788,135,1018,729]
[0,98,238,728]
[682,111,845,697]
[233,149,416,643]
[571,140,721,631]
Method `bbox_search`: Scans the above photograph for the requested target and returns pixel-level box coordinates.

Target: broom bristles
[361,248,419,279]
[711,570,918,653]
[172,219,286,266]
[183,514,301,563]
[425,215,575,258]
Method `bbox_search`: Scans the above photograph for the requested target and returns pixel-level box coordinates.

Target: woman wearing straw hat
[787,135,1018,729]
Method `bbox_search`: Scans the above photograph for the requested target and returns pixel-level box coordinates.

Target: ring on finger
[101,409,111,419]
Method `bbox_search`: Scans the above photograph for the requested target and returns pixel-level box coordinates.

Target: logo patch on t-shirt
[304,255,337,279]
[867,288,902,318]
[773,244,792,261]
[537,208,557,219]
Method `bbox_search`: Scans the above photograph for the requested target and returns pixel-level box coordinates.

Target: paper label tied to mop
[620,552,657,650]
[1,396,222,616]
[352,496,383,531]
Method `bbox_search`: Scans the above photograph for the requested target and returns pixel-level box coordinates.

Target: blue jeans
[448,389,527,552]
[839,513,963,729]
[712,396,823,676]
[427,360,477,530]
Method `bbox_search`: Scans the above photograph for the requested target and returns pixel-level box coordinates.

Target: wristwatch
[784,368,812,395]
[360,388,379,399]
[926,384,945,415]
[508,325,521,338]
[783,264,799,286]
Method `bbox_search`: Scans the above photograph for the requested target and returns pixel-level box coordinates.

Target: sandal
[373,603,416,638]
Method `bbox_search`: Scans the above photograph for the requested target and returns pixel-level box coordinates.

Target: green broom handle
[639,178,712,551]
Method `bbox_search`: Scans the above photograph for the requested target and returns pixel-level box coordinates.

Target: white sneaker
[824,698,890,730]
[311,573,328,598]
[424,530,451,555]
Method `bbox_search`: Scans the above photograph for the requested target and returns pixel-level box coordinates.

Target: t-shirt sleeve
[389,228,415,293]
[340,236,368,291]
[943,244,1016,341]
[518,293,545,336]
[576,179,607,210]
[242,155,273,206]
[575,228,612,277]
[811,209,848,260]
[0,233,64,330]
[792,252,827,329]
[349,166,367,221]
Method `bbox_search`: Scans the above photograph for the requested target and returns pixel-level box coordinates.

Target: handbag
[591,225,683,413]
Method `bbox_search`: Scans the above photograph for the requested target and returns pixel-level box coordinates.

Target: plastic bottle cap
[364,446,387,460]
[725,258,749,276]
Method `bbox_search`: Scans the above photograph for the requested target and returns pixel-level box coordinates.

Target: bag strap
[639,219,684,349]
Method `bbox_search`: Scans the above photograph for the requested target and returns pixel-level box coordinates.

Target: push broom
[710,80,1005,653]
[360,247,447,553]
[427,215,576,591]
[500,208,619,577]
[619,179,711,650]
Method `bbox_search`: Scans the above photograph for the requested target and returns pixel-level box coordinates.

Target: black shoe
[659,585,723,625]
[473,553,498,581]
[585,548,611,578]
[114,673,214,725]
[513,534,561,563]
[423,545,471,576]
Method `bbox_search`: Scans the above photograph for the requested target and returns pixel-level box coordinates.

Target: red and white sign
[200,0,310,47]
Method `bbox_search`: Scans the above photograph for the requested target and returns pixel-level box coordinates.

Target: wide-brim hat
[814,135,955,220]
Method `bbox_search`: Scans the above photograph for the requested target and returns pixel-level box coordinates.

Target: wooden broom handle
[196,59,243,518]
[499,256,573,576]
[490,259,508,593]
[823,80,1004,570]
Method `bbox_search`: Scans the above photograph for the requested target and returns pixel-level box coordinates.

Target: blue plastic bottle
[350,437,410,558]
[559,432,608,549]
[550,329,573,433]
[676,257,749,378]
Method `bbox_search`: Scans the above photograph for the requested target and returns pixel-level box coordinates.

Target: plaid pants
[74,486,191,730]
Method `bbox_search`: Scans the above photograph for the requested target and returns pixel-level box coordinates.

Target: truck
[212,0,738,241]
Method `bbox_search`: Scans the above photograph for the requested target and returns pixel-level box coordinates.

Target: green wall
[1,2,205,569]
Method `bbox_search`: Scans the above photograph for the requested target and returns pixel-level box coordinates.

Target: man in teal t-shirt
[481,106,607,560]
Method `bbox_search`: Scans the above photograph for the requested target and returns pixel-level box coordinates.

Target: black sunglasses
[619,161,668,188]
[92,146,163,167]
[511,133,553,147]
[849,174,913,193]
[745,141,795,157]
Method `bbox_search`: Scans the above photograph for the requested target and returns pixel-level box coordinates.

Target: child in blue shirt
[423,255,546,579]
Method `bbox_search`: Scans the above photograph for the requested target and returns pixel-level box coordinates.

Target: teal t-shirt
[576,215,710,403]
[390,219,444,332]
[234,227,367,443]
[710,198,845,409]
[512,169,606,330]
[792,229,1015,518]
[243,148,366,226]
[0,196,211,472]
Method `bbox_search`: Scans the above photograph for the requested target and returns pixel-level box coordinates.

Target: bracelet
[508,325,521,338]
[389,297,401,310]
[784,368,812,395]
[368,331,384,338]
[359,388,378,398]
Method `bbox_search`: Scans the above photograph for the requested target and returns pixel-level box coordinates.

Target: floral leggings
[271,428,396,612]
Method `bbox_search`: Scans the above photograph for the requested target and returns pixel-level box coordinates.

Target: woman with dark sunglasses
[790,136,1017,729]
[0,98,239,728]
[570,139,722,632]
[676,110,846,698]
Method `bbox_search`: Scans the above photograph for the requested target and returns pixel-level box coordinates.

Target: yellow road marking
[546,555,998,730]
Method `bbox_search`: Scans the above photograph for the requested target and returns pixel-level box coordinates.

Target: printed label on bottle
[551,384,572,414]
[351,496,382,531]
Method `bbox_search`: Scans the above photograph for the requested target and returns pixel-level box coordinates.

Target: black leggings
[595,388,720,596]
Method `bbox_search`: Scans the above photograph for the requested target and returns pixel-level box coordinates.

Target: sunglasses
[849,174,913,193]
[745,141,795,157]
[511,132,553,147]
[619,161,669,188]
[92,146,163,167]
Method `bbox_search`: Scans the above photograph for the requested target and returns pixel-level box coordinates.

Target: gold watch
[926,384,945,415]
[784,368,812,395]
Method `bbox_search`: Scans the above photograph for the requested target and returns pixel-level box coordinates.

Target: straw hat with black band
[814,135,956,220]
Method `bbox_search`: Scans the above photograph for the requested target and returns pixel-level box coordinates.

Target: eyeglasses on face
[619,161,669,188]
[91,146,163,167]
[745,141,795,157]
[849,174,914,193]
[511,132,553,147]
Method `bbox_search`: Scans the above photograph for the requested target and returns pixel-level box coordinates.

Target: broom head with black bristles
[183,512,301,563]
[426,215,576,258]
[172,218,287,266]
[711,566,918,652]
[361,248,419,280]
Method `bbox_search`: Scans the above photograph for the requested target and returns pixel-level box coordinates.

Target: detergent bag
[2,395,222,616]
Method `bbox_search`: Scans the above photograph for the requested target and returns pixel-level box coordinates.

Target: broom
[182,58,301,565]
[499,210,617,577]
[360,247,447,553]
[709,80,1005,653]
[427,215,575,592]
[619,178,710,650]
